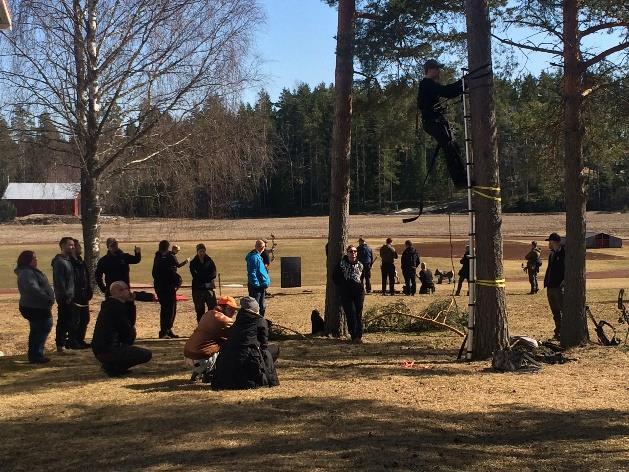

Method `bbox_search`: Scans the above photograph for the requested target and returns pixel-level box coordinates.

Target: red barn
[2,183,81,217]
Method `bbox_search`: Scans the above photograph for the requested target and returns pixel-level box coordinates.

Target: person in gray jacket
[52,236,79,352]
[15,250,55,363]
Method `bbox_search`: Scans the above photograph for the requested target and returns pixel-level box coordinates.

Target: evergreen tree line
[1,71,626,217]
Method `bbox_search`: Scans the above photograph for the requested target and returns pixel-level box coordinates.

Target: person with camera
[91,281,152,377]
[95,238,141,296]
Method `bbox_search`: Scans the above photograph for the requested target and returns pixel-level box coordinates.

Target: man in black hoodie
[152,240,180,339]
[95,238,141,296]
[189,243,218,322]
[401,240,421,296]
[417,59,466,188]
[92,281,152,377]
[543,233,565,340]
[52,236,79,352]
[71,239,93,348]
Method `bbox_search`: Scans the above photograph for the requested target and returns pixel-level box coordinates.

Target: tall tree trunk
[81,0,101,287]
[465,0,509,359]
[561,0,589,346]
[324,0,354,336]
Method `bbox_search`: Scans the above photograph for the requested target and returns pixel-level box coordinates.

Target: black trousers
[528,270,539,293]
[341,292,365,340]
[155,287,177,333]
[96,345,152,375]
[76,305,90,344]
[381,263,396,295]
[403,268,417,295]
[360,265,372,293]
[423,118,467,188]
[55,301,79,348]
[192,288,217,322]
[456,274,469,296]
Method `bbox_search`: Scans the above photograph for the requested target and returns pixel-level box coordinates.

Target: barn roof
[2,183,80,200]
[585,231,621,239]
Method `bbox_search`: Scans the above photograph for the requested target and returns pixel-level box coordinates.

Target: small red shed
[2,183,81,217]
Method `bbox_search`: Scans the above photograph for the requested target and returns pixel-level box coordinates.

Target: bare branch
[581,41,629,70]
[491,33,562,56]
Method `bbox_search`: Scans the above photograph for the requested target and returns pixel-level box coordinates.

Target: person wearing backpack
[357,237,374,293]
[524,241,542,294]
[152,240,180,339]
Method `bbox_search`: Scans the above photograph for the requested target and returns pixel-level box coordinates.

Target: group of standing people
[16,237,93,363]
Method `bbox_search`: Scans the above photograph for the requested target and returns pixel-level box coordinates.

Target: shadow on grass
[0,394,627,471]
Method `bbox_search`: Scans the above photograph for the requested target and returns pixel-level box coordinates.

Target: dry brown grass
[1,215,628,471]
[1,287,628,471]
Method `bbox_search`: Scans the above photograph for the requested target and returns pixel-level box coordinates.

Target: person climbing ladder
[417,59,467,188]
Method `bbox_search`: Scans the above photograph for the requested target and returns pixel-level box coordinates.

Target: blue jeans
[20,307,53,361]
[247,285,266,317]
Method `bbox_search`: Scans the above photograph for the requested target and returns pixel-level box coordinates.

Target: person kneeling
[212,297,279,390]
[92,281,152,377]
[419,263,436,294]
[183,296,239,382]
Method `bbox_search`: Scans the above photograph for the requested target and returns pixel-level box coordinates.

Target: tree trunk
[324,0,355,337]
[561,0,589,347]
[81,167,101,288]
[465,0,510,359]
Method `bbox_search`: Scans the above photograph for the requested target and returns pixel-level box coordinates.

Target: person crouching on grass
[91,281,152,377]
[184,296,238,382]
[333,245,365,343]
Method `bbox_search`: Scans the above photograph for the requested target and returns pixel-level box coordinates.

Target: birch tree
[0,0,262,280]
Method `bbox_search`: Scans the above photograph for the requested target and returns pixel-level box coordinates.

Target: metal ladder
[461,69,477,361]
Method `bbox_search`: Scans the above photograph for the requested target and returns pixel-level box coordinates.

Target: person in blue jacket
[245,240,271,317]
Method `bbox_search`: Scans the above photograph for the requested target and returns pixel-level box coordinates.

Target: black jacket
[152,251,179,289]
[418,77,463,121]
[459,251,470,277]
[332,256,364,297]
[212,310,279,390]
[51,254,75,304]
[544,246,565,288]
[95,250,141,294]
[401,246,420,271]
[419,269,434,286]
[71,256,93,304]
[189,255,217,290]
[91,298,137,355]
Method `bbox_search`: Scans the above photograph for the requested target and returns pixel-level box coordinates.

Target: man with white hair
[245,240,271,317]
[91,281,152,377]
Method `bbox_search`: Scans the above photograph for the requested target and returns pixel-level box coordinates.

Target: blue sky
[243,0,338,104]
[244,0,625,104]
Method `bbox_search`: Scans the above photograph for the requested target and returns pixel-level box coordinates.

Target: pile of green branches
[363,298,466,334]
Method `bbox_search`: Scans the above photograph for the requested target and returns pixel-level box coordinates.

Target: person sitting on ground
[212,297,279,390]
[183,296,238,381]
[91,281,152,377]
[419,262,436,294]
[333,245,365,343]
[15,250,55,364]
[171,245,190,268]
[311,309,325,335]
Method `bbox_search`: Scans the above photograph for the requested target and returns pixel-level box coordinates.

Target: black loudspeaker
[280,257,301,288]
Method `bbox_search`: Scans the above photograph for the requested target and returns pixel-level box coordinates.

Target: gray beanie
[240,296,260,315]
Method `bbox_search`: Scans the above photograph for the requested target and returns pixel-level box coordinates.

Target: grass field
[1,213,628,471]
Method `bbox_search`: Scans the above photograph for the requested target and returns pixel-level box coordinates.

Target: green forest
[1,70,627,217]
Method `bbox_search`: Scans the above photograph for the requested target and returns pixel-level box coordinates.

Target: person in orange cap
[184,296,239,382]
[184,296,238,364]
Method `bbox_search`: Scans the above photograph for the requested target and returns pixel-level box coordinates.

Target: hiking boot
[56,345,66,353]
[167,330,180,339]
[158,331,170,339]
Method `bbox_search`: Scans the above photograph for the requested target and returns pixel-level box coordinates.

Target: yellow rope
[473,190,502,201]
[476,278,506,288]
